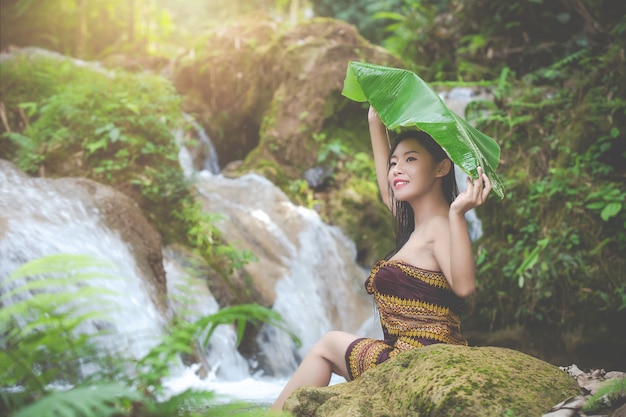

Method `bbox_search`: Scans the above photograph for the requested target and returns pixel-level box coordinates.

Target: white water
[0,164,367,407]
[0,165,166,360]
[162,171,375,404]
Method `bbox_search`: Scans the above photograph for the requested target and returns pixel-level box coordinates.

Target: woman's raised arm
[368,106,392,210]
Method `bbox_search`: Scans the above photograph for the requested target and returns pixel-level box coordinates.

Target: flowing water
[0,161,375,406]
[0,165,166,360]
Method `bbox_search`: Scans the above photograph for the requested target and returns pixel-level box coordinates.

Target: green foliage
[0,254,122,409]
[179,200,259,278]
[374,1,443,75]
[310,0,407,44]
[1,253,293,417]
[467,20,626,361]
[375,0,626,81]
[135,303,298,399]
[0,52,262,299]
[288,179,325,211]
[345,152,376,182]
[0,54,191,245]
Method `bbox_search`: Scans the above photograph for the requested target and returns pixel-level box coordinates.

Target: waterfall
[174,113,221,177]
[160,170,376,402]
[0,164,166,360]
[190,172,375,377]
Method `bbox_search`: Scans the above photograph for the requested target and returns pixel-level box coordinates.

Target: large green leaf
[342,61,504,199]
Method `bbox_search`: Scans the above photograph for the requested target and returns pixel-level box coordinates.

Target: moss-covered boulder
[284,344,580,417]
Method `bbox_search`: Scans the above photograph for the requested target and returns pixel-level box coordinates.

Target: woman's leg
[270,330,360,411]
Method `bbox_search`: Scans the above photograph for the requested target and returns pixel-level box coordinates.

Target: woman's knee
[312,331,355,358]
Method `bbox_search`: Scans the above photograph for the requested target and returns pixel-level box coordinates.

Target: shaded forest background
[1,0,625,371]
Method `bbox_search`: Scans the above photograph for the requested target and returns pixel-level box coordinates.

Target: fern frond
[5,253,117,282]
[550,48,590,70]
[1,272,121,301]
[12,383,143,417]
[197,304,301,348]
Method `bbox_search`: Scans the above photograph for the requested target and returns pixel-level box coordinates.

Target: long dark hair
[387,130,459,258]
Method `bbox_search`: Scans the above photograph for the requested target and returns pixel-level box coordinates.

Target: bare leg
[270,330,360,411]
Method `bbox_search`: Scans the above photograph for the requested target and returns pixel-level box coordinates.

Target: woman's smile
[393,178,409,188]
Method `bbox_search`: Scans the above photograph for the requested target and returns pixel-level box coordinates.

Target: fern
[197,304,301,348]
[135,303,301,396]
[550,48,590,71]
[12,383,143,417]
[1,254,125,412]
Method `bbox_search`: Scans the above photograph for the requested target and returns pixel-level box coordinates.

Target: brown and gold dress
[345,259,467,380]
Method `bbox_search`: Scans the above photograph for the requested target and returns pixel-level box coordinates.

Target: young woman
[270,106,492,411]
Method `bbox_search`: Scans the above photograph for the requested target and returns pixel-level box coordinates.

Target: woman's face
[387,138,440,202]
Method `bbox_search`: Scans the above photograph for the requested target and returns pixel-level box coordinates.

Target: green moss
[287,345,580,417]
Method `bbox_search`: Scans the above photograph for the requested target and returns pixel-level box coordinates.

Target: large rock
[284,344,580,417]
[173,15,400,177]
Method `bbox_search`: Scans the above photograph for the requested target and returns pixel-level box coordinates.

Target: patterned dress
[345,259,467,380]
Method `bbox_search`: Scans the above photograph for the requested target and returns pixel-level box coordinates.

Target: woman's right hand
[368,105,384,125]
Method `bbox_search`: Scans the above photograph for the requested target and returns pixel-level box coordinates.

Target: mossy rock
[284,344,580,417]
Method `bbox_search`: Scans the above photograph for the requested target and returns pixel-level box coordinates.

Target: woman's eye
[389,161,397,167]
[407,157,416,162]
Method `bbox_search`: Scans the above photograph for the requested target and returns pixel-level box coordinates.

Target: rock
[284,344,580,417]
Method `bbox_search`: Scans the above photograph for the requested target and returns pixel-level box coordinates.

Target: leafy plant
[0,254,127,414]
[0,54,189,245]
[466,18,626,364]
[179,200,259,278]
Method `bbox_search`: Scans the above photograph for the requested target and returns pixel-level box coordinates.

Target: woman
[270,106,492,411]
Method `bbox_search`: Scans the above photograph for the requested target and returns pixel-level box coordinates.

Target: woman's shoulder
[425,214,450,233]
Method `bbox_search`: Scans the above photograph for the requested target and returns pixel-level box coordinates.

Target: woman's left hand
[450,166,492,215]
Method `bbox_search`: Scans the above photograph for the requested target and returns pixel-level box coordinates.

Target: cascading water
[0,163,166,360]
[163,170,377,403]
[174,113,221,177]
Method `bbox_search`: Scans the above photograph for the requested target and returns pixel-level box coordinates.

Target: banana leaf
[342,61,504,199]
